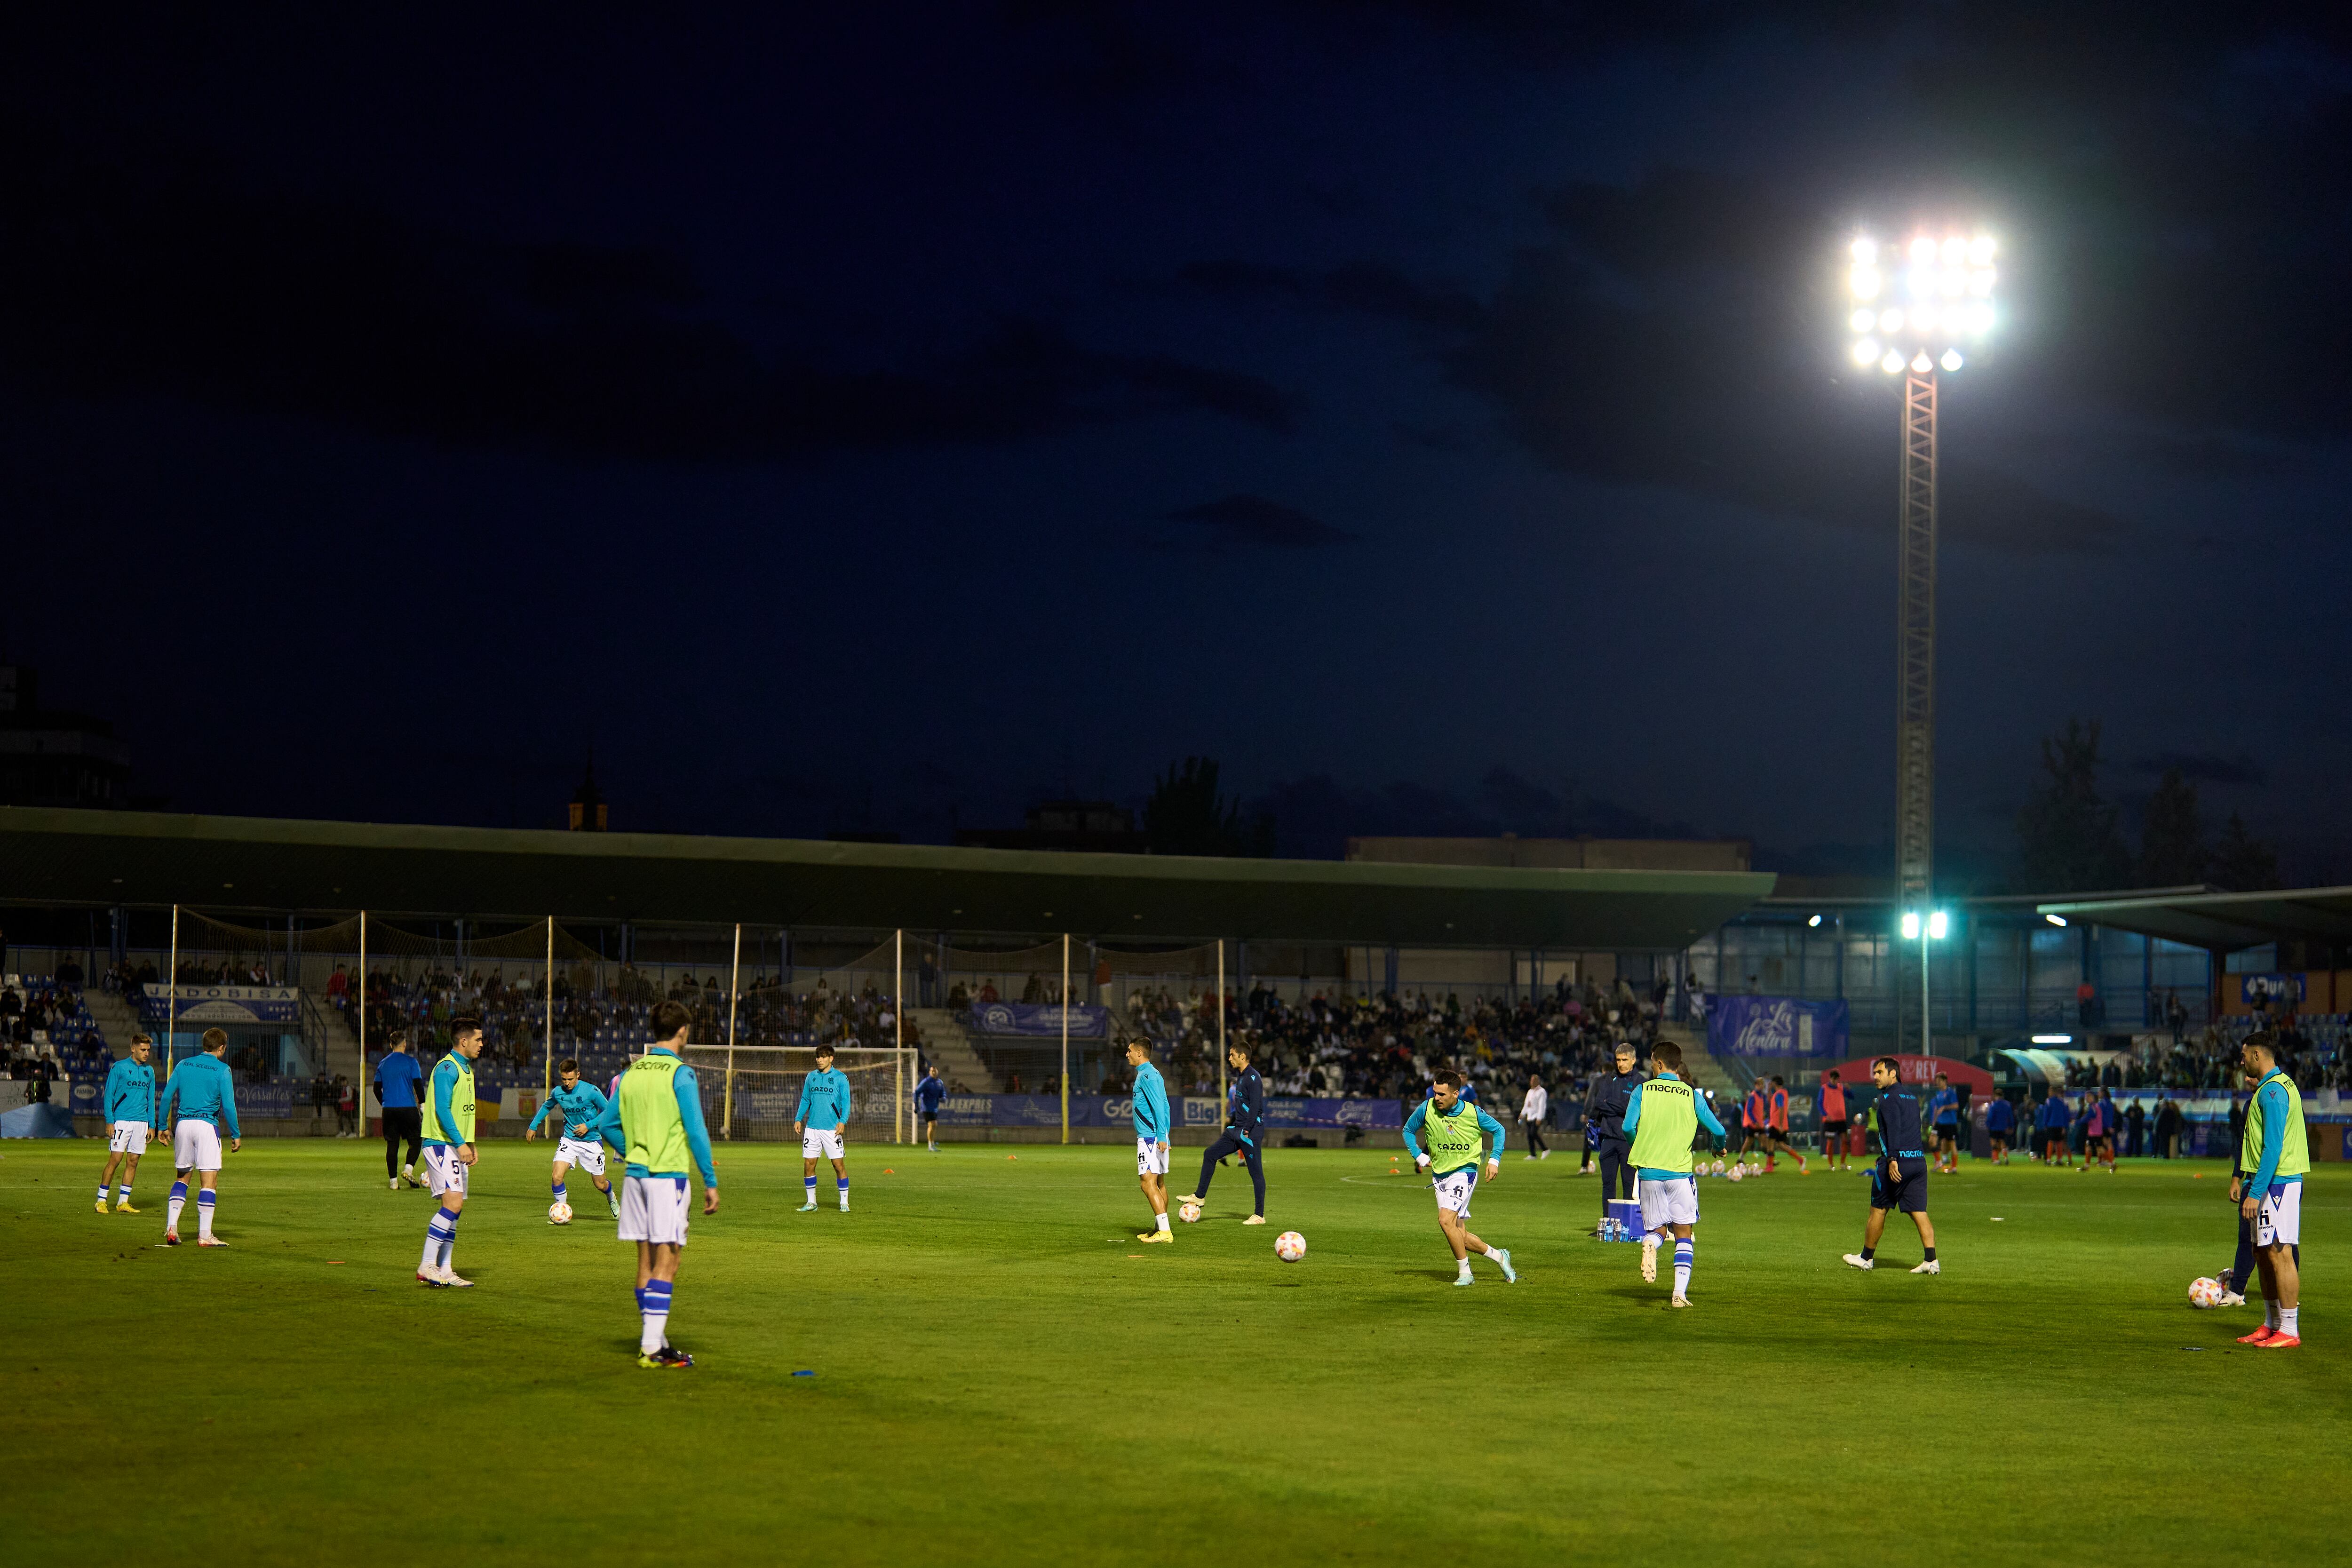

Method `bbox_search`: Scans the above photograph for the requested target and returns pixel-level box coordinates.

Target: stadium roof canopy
[0,806,1776,950]
[2036,885,2352,953]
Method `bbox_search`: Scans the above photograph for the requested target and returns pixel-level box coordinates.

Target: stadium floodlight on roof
[1842,224,2000,1059]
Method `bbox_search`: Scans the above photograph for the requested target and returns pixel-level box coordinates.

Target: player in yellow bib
[1619,1041,1726,1308]
[415,1017,484,1288]
[2234,1033,2308,1348]
[589,999,719,1369]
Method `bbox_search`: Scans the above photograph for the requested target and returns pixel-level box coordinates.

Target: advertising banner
[900,1093,1406,1130]
[964,1003,1109,1038]
[140,986,302,1025]
[2239,973,2306,1007]
[1708,995,1850,1059]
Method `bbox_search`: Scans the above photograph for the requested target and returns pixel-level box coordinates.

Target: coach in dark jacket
[1587,1042,1645,1231]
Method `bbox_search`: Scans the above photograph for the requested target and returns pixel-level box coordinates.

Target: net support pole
[545,916,556,1102]
[725,923,741,1140]
[894,928,905,1146]
[357,910,366,1133]
[167,904,180,1075]
[1217,939,1227,1111]
[1060,933,1070,1146]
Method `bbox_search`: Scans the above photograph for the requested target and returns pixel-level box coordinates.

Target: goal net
[683,1044,912,1144]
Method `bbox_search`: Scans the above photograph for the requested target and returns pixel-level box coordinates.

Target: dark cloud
[1164,493,1356,547]
[2133,751,2268,786]
[1179,259,1486,332]
[0,115,1293,461]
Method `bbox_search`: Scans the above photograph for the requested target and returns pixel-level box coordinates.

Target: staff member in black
[1586,1042,1645,1236]
[1843,1056,1939,1274]
[1175,1041,1267,1224]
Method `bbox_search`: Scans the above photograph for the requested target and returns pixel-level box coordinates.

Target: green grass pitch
[7,1139,2345,1566]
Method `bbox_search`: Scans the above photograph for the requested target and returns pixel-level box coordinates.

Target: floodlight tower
[1844,231,1997,1053]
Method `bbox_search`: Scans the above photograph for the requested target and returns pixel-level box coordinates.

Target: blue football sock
[552,1182,567,1201]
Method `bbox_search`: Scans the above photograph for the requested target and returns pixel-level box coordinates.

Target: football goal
[683,1044,913,1144]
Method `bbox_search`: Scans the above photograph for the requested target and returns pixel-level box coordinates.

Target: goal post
[684,1045,908,1145]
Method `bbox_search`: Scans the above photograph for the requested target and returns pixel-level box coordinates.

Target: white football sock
[167,1189,187,1231]
[1456,1258,1473,1280]
[1155,1211,1170,1232]
[2281,1307,2299,1336]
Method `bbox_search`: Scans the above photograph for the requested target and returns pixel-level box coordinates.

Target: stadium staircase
[1657,1024,1747,1101]
[908,1008,997,1092]
[83,988,141,1053]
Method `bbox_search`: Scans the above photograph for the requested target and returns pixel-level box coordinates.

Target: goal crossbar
[682,1044,912,1144]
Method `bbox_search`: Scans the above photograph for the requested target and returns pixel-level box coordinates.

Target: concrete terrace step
[907,1007,998,1094]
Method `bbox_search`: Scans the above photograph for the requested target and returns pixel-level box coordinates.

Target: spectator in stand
[1518,1073,1549,1162]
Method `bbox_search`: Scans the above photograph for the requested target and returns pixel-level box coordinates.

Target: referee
[374,1026,426,1190]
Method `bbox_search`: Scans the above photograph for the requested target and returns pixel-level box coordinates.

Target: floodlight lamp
[1851,338,1879,365]
[1907,268,1930,296]
[2031,1033,2071,1045]
[1850,265,1881,300]
[1940,237,1967,264]
[1909,236,1937,263]
[1808,914,1823,928]
[1967,235,1995,266]
[1879,308,1904,333]
[2044,913,2067,927]
[1967,268,1995,297]
[1939,268,1965,296]
[1909,305,1937,332]
[1964,301,1994,333]
[1940,349,1963,372]
[1900,911,1921,939]
[1927,910,1949,939]
[1910,350,1932,372]
[1881,351,1903,373]
[1850,237,1876,263]
[1850,308,1876,332]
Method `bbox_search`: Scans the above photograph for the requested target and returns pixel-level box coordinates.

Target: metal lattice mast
[1894,368,1937,1049]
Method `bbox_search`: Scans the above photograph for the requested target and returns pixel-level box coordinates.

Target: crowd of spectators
[1083,978,1665,1105]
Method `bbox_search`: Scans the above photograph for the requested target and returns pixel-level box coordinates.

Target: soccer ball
[1727,1164,1745,1183]
[2187,1276,2224,1309]
[1711,1158,1727,1175]
[1274,1230,1307,1262]
[548,1201,573,1226]
[1746,1160,1763,1175]
[1177,1199,1203,1224]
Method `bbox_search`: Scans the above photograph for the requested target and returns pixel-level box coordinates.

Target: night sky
[5,6,2348,881]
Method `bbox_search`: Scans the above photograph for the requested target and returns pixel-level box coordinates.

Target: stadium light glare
[1808,914,1823,927]
[1900,911,1921,939]
[2032,1033,2072,1045]
[1968,235,1996,266]
[1927,910,1949,939]
[2045,913,2067,927]
[1850,265,1881,299]
[1881,350,1903,373]
[1910,236,1937,263]
[1852,337,1880,366]
[1910,350,1933,373]
[1851,236,1876,263]
[1940,349,1963,372]
[1850,308,1876,332]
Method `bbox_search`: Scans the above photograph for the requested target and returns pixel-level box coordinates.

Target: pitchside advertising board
[1708,995,1850,1059]
[964,1003,1109,1037]
[708,1088,1404,1130]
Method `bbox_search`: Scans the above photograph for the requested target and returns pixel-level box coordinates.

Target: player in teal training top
[98,1033,158,1214]
[795,1043,852,1212]
[527,1059,618,1221]
[1127,1038,1174,1242]
[157,1027,242,1247]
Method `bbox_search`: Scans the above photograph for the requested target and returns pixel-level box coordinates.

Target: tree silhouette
[2014,718,2132,893]
[2208,812,2280,891]
[2137,766,2207,886]
[1144,756,1271,858]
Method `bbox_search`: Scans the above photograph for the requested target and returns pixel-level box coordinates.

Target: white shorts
[110,1121,151,1154]
[171,1119,223,1173]
[2255,1181,2302,1248]
[803,1128,846,1161]
[619,1174,691,1246]
[1136,1138,1169,1177]
[1638,1175,1701,1232]
[555,1136,607,1177]
[1432,1166,1478,1214]
[422,1143,469,1198]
